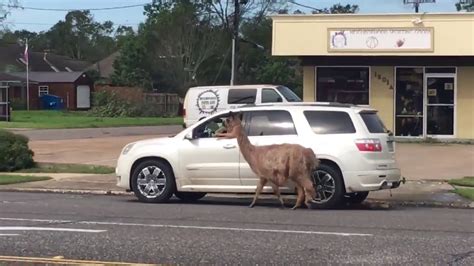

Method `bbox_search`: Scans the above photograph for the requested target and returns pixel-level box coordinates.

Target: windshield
[276,86,302,102]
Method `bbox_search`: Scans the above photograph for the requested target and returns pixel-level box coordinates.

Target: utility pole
[24,38,29,111]
[231,0,245,86]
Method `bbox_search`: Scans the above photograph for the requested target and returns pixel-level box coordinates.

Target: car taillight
[355,139,382,152]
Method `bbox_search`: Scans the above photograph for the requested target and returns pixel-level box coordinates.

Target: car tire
[175,192,207,202]
[131,159,176,203]
[310,163,345,209]
[344,192,369,204]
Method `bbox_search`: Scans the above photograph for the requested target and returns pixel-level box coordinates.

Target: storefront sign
[328,28,433,52]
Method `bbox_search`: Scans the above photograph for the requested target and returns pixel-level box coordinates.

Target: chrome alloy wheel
[311,170,336,203]
[137,166,167,198]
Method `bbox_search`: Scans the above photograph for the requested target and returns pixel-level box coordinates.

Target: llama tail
[303,148,320,172]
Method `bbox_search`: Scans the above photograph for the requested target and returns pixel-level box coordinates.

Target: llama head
[226,111,243,130]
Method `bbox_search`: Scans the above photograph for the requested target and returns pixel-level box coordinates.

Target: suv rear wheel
[310,163,344,209]
[131,159,176,203]
[344,192,369,204]
[175,192,207,202]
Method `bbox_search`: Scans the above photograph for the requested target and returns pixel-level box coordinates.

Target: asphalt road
[0,192,473,265]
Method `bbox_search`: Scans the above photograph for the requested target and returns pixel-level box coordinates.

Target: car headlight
[122,143,135,155]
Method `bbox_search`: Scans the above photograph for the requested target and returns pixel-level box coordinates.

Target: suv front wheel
[310,163,344,209]
[131,159,176,203]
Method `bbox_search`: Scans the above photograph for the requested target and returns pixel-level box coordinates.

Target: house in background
[0,42,91,73]
[86,51,120,81]
[1,72,93,110]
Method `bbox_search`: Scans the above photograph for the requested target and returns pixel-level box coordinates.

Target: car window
[193,114,230,138]
[246,110,296,136]
[360,112,387,133]
[228,89,256,104]
[304,111,356,134]
[261,89,282,103]
[276,86,302,102]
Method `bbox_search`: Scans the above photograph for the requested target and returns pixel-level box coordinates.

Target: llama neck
[236,126,255,162]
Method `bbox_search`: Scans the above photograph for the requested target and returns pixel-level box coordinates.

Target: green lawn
[453,188,474,201]
[448,176,474,187]
[0,111,183,129]
[17,163,115,174]
[0,175,51,185]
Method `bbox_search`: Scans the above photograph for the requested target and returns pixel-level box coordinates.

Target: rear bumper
[343,168,402,193]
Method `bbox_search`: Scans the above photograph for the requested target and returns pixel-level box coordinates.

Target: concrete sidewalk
[1,172,472,208]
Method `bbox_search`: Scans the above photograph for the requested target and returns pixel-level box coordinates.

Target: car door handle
[223,144,236,149]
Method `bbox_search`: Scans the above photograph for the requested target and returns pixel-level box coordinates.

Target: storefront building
[271,13,474,140]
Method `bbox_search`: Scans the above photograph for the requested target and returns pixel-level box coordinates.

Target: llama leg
[270,182,286,208]
[292,184,304,210]
[302,178,317,209]
[249,178,267,208]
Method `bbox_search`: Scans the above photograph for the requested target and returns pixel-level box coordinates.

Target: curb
[0,188,132,196]
[0,187,472,209]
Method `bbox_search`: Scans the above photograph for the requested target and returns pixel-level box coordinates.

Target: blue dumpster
[40,94,64,110]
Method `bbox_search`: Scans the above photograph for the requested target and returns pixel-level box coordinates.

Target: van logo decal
[196,89,220,114]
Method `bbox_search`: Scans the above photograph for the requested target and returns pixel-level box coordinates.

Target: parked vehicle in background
[116,102,402,209]
[182,84,301,128]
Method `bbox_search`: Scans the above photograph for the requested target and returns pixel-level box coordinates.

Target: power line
[2,21,142,26]
[0,2,151,12]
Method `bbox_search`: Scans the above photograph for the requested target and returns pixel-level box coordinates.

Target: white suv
[116,103,402,209]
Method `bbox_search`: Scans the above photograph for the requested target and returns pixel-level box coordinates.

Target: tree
[42,10,116,61]
[111,36,151,89]
[117,0,225,95]
[456,0,474,11]
[0,0,17,24]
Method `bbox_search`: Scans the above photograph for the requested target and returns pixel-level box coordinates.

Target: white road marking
[0,217,372,237]
[0,234,20,236]
[0,226,105,233]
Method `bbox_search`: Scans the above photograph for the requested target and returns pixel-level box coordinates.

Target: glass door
[395,68,424,137]
[424,74,455,137]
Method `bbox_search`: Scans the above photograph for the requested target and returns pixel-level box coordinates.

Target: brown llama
[216,111,319,209]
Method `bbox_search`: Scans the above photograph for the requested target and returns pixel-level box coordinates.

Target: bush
[90,90,139,117]
[10,98,27,110]
[90,90,175,117]
[0,130,35,171]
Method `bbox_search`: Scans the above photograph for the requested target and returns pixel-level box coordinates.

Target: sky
[2,0,461,33]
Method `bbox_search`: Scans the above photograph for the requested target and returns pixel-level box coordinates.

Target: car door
[238,110,301,191]
[178,114,241,186]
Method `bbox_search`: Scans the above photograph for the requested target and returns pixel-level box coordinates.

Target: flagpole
[25,38,29,111]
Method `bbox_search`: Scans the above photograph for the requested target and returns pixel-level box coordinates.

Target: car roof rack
[239,102,355,108]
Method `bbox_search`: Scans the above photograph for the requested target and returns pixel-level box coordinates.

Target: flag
[23,42,28,64]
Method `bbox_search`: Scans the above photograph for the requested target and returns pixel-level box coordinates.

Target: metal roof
[8,72,85,83]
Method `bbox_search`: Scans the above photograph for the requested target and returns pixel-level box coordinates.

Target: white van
[183,84,301,128]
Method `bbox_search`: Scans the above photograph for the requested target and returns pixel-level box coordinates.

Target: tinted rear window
[246,110,296,136]
[228,89,256,104]
[360,112,387,133]
[304,111,356,134]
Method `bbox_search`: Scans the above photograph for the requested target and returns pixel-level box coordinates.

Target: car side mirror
[277,97,283,102]
[184,132,194,140]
